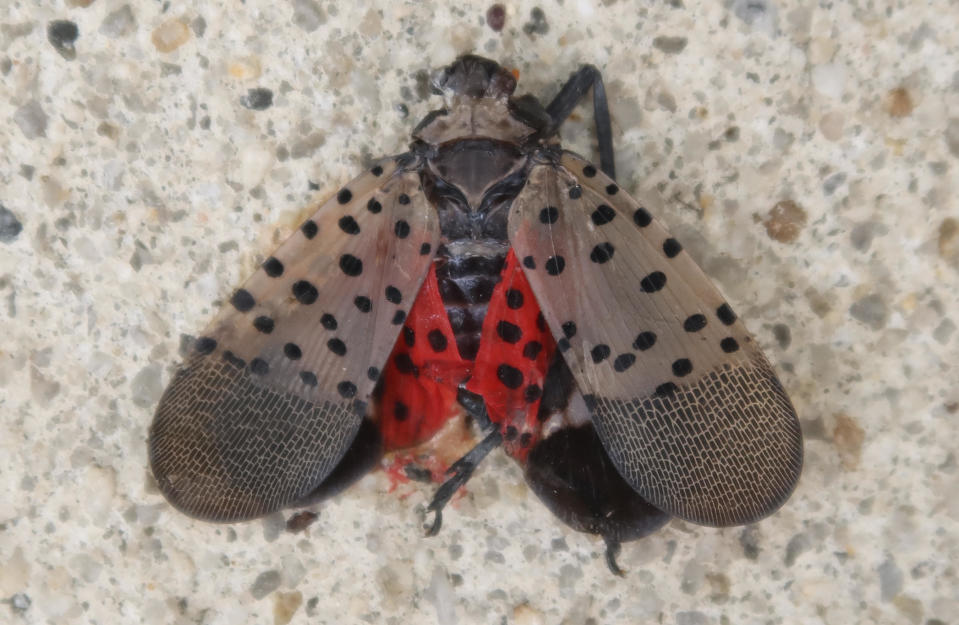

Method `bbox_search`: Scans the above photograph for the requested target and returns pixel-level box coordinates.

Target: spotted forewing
[509,153,802,526]
[150,158,439,521]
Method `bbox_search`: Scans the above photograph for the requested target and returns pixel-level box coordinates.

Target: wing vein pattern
[508,151,802,526]
[150,157,439,521]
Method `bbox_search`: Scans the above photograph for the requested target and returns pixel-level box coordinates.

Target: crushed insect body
[148,55,803,574]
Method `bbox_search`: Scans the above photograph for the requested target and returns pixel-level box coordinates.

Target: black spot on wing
[301,220,318,239]
[497,364,524,389]
[496,320,523,343]
[683,314,707,332]
[262,257,284,277]
[231,289,255,312]
[339,254,363,276]
[292,281,318,305]
[253,316,274,334]
[354,296,372,313]
[338,215,360,235]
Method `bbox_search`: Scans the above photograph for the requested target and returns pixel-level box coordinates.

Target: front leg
[545,64,616,180]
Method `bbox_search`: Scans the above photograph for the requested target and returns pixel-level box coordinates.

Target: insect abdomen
[434,244,507,361]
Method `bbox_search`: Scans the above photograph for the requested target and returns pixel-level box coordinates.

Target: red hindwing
[467,249,557,460]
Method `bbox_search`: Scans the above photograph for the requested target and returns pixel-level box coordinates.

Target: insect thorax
[419,136,531,361]
[408,57,555,362]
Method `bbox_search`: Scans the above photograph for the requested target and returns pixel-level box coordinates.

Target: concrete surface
[2,1,957,623]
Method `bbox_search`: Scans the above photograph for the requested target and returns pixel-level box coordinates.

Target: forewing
[150,157,439,521]
[507,152,802,526]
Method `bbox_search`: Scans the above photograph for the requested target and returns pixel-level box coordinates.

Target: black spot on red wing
[633,207,652,227]
[394,220,411,238]
[662,238,682,258]
[250,358,269,375]
[253,315,274,334]
[394,401,409,421]
[367,366,380,381]
[524,384,542,403]
[427,329,448,352]
[371,165,384,176]
[337,380,357,398]
[505,426,518,441]
[545,256,565,275]
[292,280,319,304]
[300,371,318,386]
[590,242,615,264]
[522,255,536,269]
[496,320,523,343]
[519,432,533,447]
[354,296,372,313]
[568,185,582,199]
[337,189,352,204]
[561,321,577,339]
[420,242,431,255]
[195,337,217,354]
[301,220,318,238]
[367,198,382,214]
[327,338,347,356]
[640,271,667,292]
[223,351,245,369]
[262,257,284,277]
[591,204,616,225]
[321,313,338,330]
[590,344,610,363]
[672,358,693,376]
[283,343,302,360]
[398,193,411,205]
[717,303,737,325]
[613,353,636,372]
[395,353,418,376]
[391,310,406,325]
[339,254,363,276]
[338,215,360,235]
[522,340,542,360]
[496,364,524,389]
[539,206,559,224]
[720,337,740,353]
[536,312,547,332]
[403,326,415,347]
[385,285,402,304]
[605,183,619,196]
[582,164,597,177]
[505,289,524,309]
[231,289,255,312]
[655,382,677,397]
[633,331,657,351]
[683,314,707,332]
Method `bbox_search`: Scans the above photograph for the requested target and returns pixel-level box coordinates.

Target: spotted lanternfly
[149,55,803,574]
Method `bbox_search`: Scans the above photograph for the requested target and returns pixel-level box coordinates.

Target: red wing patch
[467,249,557,460]
[377,263,472,453]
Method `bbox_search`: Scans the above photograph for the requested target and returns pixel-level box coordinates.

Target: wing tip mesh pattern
[149,354,362,522]
[590,353,803,527]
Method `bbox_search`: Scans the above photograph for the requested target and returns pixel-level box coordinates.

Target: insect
[149,55,803,574]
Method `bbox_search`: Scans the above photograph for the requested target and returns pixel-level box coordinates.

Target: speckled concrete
[2,1,958,624]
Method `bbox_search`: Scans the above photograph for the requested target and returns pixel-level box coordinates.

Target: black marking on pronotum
[149,55,802,580]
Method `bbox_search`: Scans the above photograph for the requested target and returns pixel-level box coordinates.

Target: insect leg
[456,387,493,430]
[603,536,626,577]
[425,428,502,536]
[545,65,615,179]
